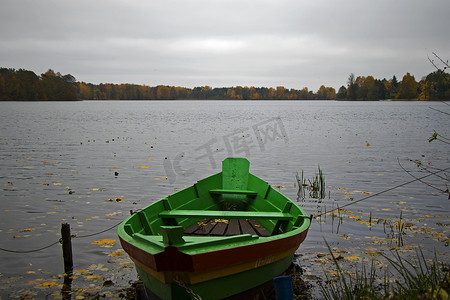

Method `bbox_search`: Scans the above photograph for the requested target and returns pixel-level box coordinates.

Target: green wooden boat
[118,158,311,299]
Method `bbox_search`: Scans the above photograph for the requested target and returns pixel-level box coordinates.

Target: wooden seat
[159,210,292,220]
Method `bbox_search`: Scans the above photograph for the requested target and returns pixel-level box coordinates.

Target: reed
[319,243,449,300]
[296,166,326,199]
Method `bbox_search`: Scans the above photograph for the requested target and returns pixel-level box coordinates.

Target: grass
[319,241,449,300]
[297,166,326,200]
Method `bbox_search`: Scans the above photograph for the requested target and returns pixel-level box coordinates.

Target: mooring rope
[0,219,123,253]
[315,166,450,218]
[0,239,62,254]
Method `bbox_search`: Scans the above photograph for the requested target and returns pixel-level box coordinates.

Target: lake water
[0,100,449,298]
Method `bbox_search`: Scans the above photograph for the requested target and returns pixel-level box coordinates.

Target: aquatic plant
[319,242,449,300]
[296,166,326,200]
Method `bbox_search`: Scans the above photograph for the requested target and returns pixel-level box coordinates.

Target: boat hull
[136,254,295,300]
[118,158,311,299]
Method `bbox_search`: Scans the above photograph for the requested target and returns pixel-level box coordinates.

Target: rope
[0,218,123,253]
[73,220,122,239]
[0,239,61,254]
[315,166,450,217]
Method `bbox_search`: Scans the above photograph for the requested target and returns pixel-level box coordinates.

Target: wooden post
[61,223,73,277]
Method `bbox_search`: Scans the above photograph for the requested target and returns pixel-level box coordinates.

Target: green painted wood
[159,210,293,220]
[209,189,257,196]
[222,158,250,190]
[160,226,185,246]
[135,252,295,300]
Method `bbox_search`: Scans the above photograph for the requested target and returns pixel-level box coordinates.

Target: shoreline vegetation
[1,67,449,101]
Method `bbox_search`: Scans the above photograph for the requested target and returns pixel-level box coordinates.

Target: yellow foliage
[346,255,360,261]
[86,275,103,281]
[139,166,150,169]
[92,239,116,246]
[108,249,124,257]
[40,281,59,287]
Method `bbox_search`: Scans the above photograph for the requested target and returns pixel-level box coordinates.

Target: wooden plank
[184,223,201,235]
[248,220,271,237]
[209,221,228,236]
[159,210,292,220]
[226,219,241,236]
[195,219,216,236]
[239,219,257,235]
[222,158,250,190]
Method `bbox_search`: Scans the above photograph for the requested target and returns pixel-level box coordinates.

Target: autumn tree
[347,73,358,100]
[397,72,418,99]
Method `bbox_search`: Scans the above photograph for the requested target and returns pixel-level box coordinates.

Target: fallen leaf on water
[337,234,350,240]
[90,188,100,191]
[105,213,117,216]
[86,275,104,281]
[108,249,124,257]
[19,228,35,233]
[139,166,150,169]
[92,239,116,246]
[346,255,360,261]
[88,264,109,271]
[40,281,59,287]
[425,215,434,218]
[147,159,153,161]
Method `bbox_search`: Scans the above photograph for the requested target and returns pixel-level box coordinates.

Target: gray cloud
[1,0,449,90]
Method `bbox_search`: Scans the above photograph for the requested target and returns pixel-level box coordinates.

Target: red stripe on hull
[119,227,308,273]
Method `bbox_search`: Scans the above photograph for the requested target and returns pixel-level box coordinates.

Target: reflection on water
[0,100,448,298]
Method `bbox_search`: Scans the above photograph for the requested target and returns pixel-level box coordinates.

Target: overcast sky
[1,0,449,91]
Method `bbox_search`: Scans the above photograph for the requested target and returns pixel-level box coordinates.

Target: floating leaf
[108,249,124,257]
[19,228,35,233]
[345,255,360,261]
[40,281,59,287]
[88,264,109,271]
[139,166,150,169]
[92,239,116,246]
[86,275,104,281]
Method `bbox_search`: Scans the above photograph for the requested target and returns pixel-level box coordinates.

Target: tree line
[1,67,448,101]
[0,68,77,101]
[337,70,449,101]
[77,82,336,100]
